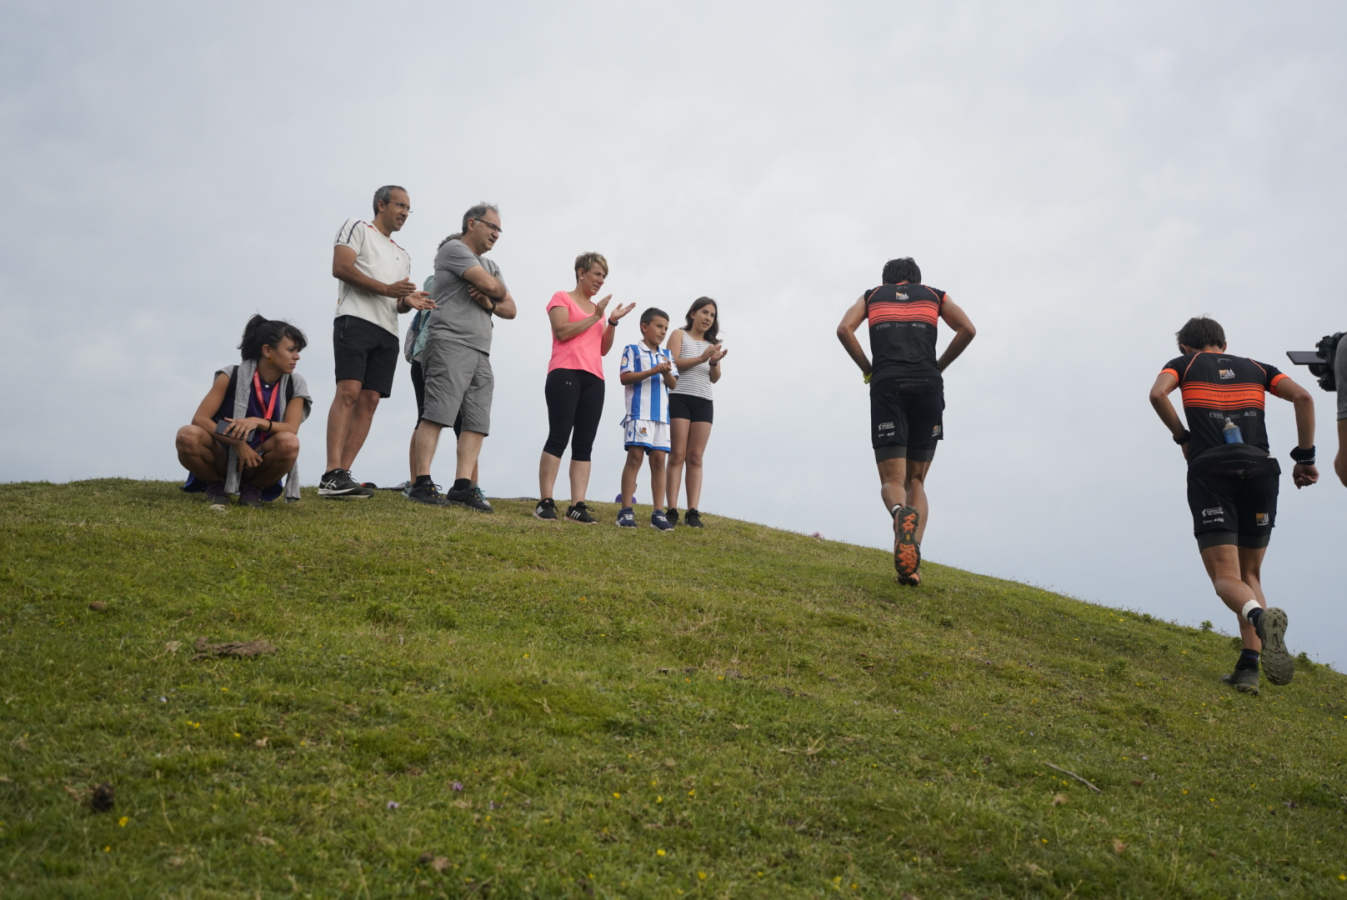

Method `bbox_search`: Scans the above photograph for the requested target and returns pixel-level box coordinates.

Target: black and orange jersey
[1161,351,1287,462]
[865,282,945,382]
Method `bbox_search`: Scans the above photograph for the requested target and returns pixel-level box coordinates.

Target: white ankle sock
[1241,599,1261,623]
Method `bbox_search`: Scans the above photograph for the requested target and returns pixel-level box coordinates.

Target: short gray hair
[461,202,499,233]
[373,185,406,216]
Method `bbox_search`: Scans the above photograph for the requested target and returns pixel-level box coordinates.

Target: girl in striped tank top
[665,297,728,528]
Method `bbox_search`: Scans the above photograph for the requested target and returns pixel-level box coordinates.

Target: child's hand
[711,346,728,363]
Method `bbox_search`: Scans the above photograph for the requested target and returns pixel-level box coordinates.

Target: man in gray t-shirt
[406,203,517,508]
[1336,335,1347,486]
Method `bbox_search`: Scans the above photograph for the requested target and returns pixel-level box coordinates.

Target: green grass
[2,479,1345,898]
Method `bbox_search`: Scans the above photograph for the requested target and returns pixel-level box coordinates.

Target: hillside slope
[1,480,1344,897]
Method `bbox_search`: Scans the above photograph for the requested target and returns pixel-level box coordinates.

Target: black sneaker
[407,480,447,506]
[666,508,679,526]
[1254,607,1293,686]
[1221,666,1260,695]
[238,484,264,508]
[205,481,229,510]
[566,502,597,524]
[535,498,558,520]
[319,468,371,498]
[685,508,703,528]
[448,483,493,512]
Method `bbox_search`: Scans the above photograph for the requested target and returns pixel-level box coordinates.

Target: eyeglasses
[474,218,502,235]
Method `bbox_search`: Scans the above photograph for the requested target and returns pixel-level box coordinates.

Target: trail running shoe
[685,508,703,528]
[319,468,371,498]
[535,498,558,520]
[1221,666,1260,695]
[448,483,493,512]
[617,507,637,528]
[238,484,264,508]
[666,508,679,526]
[894,505,921,582]
[1255,607,1293,686]
[205,481,228,510]
[651,509,674,531]
[407,480,447,506]
[566,502,597,524]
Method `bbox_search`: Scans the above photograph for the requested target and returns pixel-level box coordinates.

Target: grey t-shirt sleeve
[289,373,313,420]
[1336,336,1347,420]
[439,240,480,278]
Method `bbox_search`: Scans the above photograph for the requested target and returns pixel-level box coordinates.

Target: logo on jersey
[1218,368,1236,380]
[895,293,908,300]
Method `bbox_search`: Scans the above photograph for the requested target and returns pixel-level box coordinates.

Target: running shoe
[318,468,372,498]
[685,508,703,528]
[238,484,264,508]
[535,498,558,520]
[1220,666,1260,695]
[205,481,228,510]
[407,480,447,506]
[448,483,493,512]
[1254,607,1293,685]
[617,507,637,528]
[893,505,921,583]
[651,509,675,531]
[566,502,597,524]
[666,508,679,526]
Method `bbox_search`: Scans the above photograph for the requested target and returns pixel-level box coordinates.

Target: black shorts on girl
[669,394,713,424]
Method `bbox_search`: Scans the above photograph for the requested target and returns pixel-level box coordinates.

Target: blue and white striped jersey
[620,343,676,423]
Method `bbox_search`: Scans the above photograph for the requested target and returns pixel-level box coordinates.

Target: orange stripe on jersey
[868,300,939,326]
[1269,372,1287,390]
[1181,383,1266,410]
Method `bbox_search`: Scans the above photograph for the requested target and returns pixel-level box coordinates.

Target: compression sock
[1237,648,1260,670]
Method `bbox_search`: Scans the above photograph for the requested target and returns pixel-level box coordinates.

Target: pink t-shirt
[546,290,606,379]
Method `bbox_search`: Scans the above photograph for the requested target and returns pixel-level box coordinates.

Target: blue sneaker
[617,507,637,528]
[651,509,674,531]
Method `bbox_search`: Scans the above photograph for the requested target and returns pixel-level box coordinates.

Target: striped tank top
[670,332,716,400]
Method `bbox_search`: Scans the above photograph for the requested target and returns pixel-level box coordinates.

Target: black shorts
[1186,454,1280,549]
[333,315,398,397]
[870,378,943,462]
[669,393,714,424]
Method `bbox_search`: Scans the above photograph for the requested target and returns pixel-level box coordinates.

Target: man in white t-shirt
[320,185,433,498]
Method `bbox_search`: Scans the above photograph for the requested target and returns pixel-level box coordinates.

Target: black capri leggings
[543,369,605,461]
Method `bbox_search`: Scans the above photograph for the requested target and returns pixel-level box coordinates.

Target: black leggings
[543,369,605,461]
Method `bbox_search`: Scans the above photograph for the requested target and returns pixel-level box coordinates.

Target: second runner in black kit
[1148,316,1318,694]
[837,257,976,586]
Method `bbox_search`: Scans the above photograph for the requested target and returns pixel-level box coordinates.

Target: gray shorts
[421,340,492,434]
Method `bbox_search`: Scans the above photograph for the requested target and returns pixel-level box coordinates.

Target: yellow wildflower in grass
[117,817,128,827]
[612,792,621,799]
[656,849,666,857]
[698,871,707,880]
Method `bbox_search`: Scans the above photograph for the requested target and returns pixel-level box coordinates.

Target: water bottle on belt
[1222,416,1243,444]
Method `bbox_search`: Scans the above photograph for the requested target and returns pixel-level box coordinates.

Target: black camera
[1286,332,1342,392]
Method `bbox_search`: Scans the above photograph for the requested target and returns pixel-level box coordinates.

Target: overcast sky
[4,1,1343,669]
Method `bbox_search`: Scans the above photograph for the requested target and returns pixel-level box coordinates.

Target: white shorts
[623,418,670,452]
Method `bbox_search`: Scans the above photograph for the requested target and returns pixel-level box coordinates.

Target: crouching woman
[176,315,312,507]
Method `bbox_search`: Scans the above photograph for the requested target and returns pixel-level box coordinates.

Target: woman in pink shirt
[535,252,635,523]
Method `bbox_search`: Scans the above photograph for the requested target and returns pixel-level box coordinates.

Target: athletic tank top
[865,282,944,382]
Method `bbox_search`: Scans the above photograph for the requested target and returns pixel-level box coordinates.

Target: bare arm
[708,347,727,383]
[1147,370,1189,443]
[550,296,610,343]
[1272,375,1319,487]
[835,294,871,377]
[1336,418,1347,487]
[460,264,508,301]
[936,296,976,372]
[192,373,232,436]
[332,245,414,299]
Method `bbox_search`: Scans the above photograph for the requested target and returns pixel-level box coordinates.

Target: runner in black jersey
[1149,317,1318,693]
[837,257,976,586]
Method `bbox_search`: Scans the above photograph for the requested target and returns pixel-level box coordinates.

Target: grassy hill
[1,479,1344,898]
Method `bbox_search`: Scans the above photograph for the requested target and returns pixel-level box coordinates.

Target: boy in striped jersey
[617,308,678,530]
[1149,317,1318,694]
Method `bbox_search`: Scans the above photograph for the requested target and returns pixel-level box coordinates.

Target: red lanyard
[253,372,279,424]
